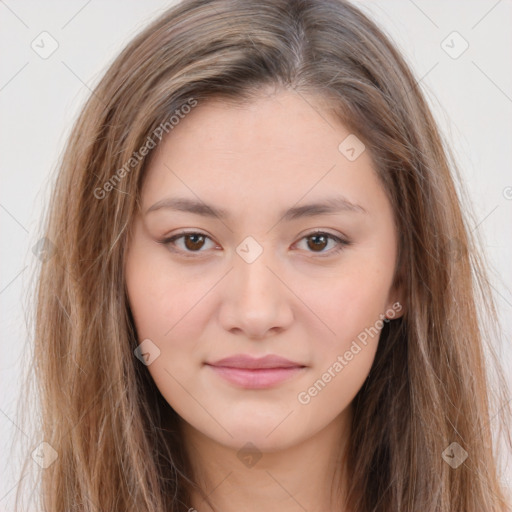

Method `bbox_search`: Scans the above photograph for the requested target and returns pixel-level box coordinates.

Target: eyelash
[158,230,350,258]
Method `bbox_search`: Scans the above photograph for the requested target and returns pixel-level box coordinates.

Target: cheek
[297,255,394,405]
[125,244,206,342]
[295,270,388,414]
[125,252,209,416]
[126,264,169,339]
[305,264,393,343]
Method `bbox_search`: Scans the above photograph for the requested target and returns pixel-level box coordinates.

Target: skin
[124,87,404,512]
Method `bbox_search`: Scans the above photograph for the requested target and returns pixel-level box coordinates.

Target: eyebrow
[145,195,368,220]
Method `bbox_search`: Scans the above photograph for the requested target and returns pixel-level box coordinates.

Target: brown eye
[183,233,206,251]
[160,230,349,258]
[295,231,350,256]
[306,233,329,252]
[160,231,216,257]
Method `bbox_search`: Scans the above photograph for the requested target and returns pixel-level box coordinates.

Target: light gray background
[1,0,511,508]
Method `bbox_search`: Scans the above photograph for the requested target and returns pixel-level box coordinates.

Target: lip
[205,354,307,389]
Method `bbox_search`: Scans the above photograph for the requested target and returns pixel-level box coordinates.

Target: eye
[159,231,217,257]
[294,230,350,256]
[159,229,350,258]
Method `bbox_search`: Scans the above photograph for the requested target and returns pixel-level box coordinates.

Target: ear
[385,268,406,320]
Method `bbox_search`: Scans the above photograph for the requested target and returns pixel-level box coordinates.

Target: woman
[22,0,511,510]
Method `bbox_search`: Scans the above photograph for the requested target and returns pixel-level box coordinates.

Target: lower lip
[206,365,305,389]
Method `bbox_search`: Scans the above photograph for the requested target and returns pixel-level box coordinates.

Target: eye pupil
[184,234,205,251]
[307,234,328,252]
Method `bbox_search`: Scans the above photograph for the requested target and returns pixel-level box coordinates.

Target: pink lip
[205,354,307,389]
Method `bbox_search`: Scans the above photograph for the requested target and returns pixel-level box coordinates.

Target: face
[124,88,403,453]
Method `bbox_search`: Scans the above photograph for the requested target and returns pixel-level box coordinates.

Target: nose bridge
[218,234,293,337]
[234,235,279,304]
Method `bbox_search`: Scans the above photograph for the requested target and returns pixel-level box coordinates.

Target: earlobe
[386,300,405,320]
[385,280,406,319]
[385,261,407,319]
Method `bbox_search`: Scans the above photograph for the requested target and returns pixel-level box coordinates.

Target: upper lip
[206,354,305,369]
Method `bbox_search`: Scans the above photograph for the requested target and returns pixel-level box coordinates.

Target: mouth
[204,354,307,389]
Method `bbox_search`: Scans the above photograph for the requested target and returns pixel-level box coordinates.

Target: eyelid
[292,229,350,257]
[159,229,351,257]
[159,229,218,258]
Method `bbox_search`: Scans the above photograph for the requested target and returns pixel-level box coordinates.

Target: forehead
[153,90,348,162]
[140,90,383,216]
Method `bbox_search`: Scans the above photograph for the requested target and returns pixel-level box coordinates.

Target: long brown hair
[18,0,511,510]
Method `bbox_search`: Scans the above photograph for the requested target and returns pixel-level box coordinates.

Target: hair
[16,0,511,510]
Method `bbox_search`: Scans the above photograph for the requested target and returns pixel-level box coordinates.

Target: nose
[218,246,294,340]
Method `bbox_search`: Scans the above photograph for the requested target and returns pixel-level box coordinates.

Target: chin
[218,429,299,454]
[209,415,308,453]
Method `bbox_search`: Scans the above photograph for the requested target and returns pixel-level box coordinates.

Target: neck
[179,404,353,512]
